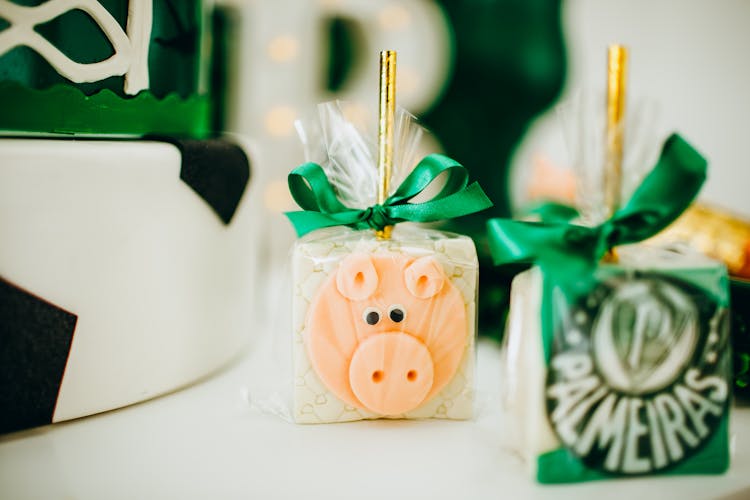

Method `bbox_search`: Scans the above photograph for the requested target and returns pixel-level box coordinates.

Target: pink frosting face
[304,253,467,416]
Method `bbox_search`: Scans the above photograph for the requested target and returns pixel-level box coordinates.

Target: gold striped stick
[603,45,628,262]
[605,45,628,215]
[376,50,397,240]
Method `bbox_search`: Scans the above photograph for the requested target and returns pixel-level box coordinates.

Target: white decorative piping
[123,0,151,94]
[0,0,152,95]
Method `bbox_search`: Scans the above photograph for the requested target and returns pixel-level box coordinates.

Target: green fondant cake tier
[0,81,210,137]
[0,0,212,137]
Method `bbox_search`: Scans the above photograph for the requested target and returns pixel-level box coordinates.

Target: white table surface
[1,339,748,500]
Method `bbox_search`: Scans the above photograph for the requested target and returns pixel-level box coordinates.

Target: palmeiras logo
[545,273,730,475]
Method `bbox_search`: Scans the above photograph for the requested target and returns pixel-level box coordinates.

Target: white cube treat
[292,224,477,423]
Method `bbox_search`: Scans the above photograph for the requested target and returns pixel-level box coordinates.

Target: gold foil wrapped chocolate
[651,203,750,279]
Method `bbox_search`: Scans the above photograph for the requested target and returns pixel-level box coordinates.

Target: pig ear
[404,256,445,299]
[336,253,378,300]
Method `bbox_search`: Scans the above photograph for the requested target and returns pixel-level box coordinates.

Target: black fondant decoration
[0,277,77,434]
[154,138,251,225]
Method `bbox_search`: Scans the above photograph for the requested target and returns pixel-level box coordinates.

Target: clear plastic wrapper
[295,101,426,208]
[292,224,477,423]
[251,101,484,424]
[556,90,662,225]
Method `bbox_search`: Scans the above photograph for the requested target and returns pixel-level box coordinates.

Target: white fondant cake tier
[0,138,256,429]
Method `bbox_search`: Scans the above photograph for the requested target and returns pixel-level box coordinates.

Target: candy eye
[363,307,381,325]
[388,305,406,323]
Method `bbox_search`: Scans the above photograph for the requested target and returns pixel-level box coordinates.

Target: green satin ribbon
[286,153,493,236]
[521,200,581,223]
[487,133,707,293]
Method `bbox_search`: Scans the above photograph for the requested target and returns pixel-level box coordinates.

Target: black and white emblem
[546,274,730,475]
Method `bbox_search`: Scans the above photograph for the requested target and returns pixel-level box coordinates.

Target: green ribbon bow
[487,133,707,294]
[286,153,493,237]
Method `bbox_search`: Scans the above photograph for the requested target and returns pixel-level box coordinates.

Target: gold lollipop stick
[603,45,627,262]
[605,45,628,215]
[376,50,396,240]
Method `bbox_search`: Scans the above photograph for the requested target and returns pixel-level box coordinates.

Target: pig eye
[388,305,406,323]
[363,307,381,325]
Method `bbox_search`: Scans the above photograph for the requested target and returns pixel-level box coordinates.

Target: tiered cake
[0,0,254,433]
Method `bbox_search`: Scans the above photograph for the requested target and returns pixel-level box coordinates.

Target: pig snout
[349,332,434,416]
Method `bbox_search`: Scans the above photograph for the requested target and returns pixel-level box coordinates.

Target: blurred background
[214,0,750,335]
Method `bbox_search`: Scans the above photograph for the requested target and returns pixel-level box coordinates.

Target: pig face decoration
[305,253,468,416]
